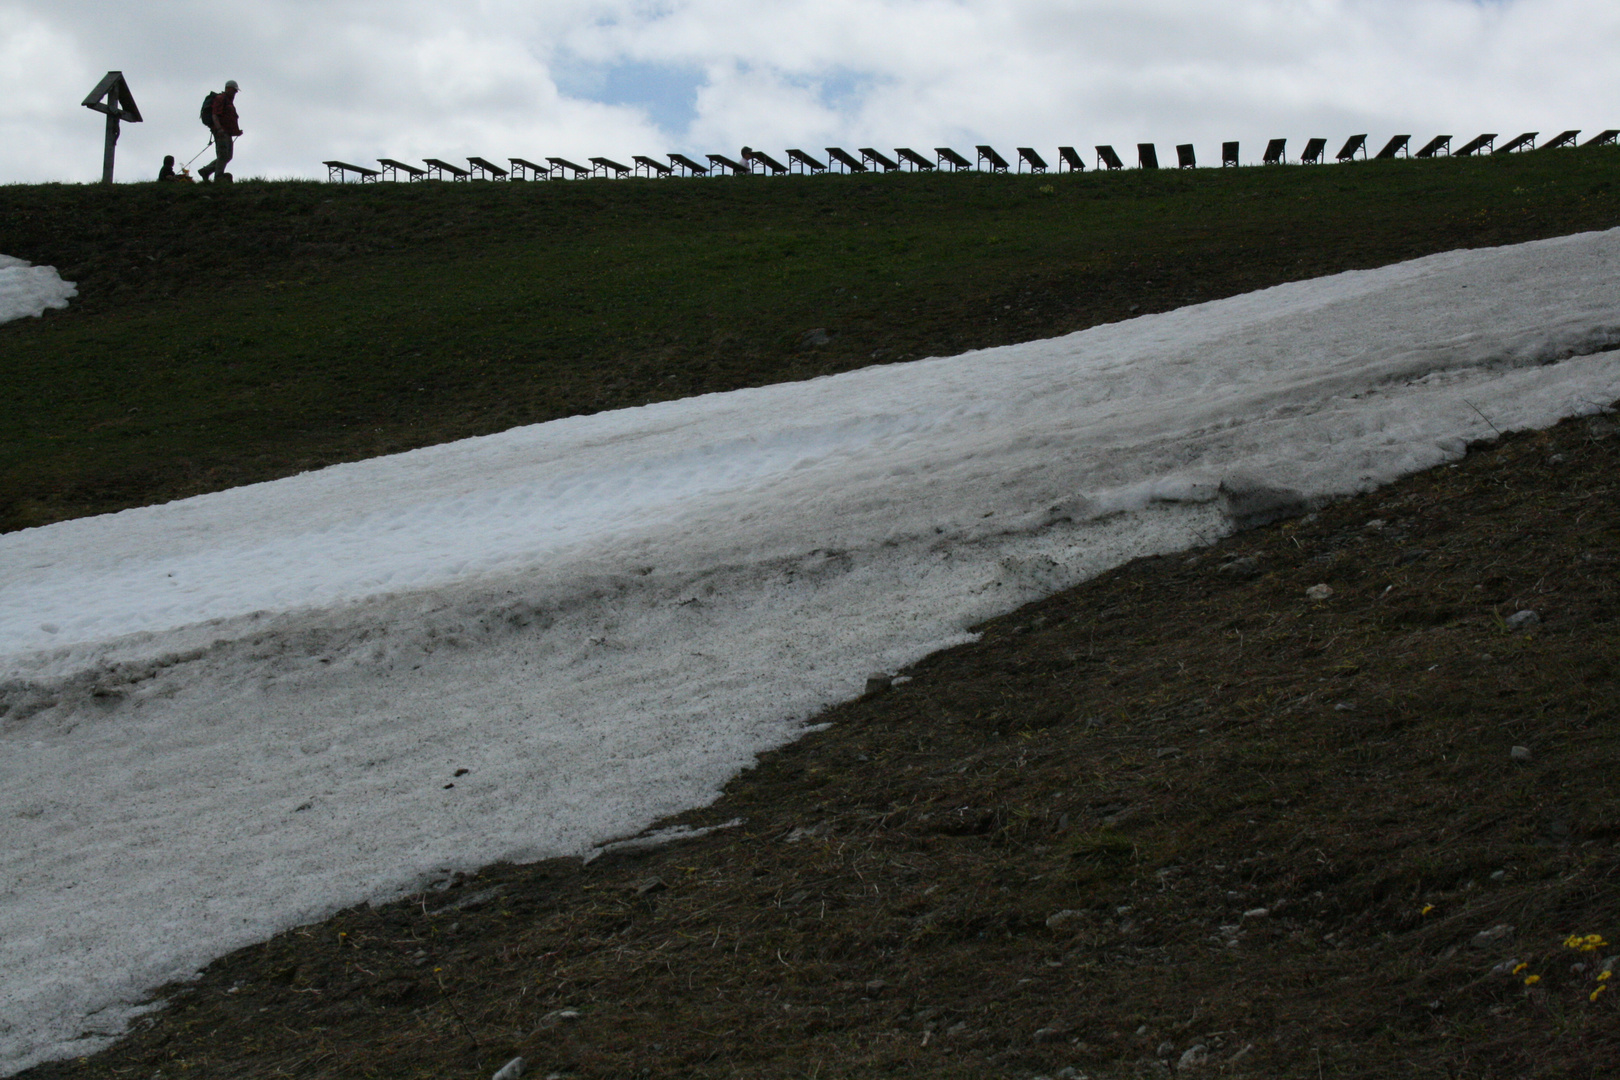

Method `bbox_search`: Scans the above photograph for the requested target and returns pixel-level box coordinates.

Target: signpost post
[81,72,143,185]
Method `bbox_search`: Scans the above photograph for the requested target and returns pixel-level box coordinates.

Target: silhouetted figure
[158,155,176,181]
[199,80,242,182]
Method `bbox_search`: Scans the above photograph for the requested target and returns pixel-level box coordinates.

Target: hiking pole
[183,135,214,169]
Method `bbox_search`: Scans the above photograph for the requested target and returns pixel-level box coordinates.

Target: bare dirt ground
[22,405,1619,1080]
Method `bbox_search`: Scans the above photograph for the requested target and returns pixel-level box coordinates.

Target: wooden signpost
[82,71,143,185]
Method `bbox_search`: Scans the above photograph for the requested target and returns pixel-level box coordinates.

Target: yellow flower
[1421,905,1434,916]
[1599,971,1612,982]
[1512,963,1529,975]
[1523,975,1541,986]
[1593,986,1609,1003]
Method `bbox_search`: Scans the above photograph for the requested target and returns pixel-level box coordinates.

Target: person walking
[198,80,242,182]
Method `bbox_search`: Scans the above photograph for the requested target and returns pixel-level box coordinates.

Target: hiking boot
[198,164,214,182]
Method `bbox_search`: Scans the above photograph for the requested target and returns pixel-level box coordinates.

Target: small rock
[1033,1027,1064,1043]
[1306,583,1334,601]
[798,327,835,349]
[864,979,888,994]
[634,877,667,896]
[1156,1040,1177,1059]
[863,673,892,697]
[1505,609,1540,630]
[1178,1044,1210,1069]
[1489,869,1508,882]
[492,1057,526,1080]
[538,1009,581,1028]
[1046,909,1085,931]
[1472,923,1515,948]
[1511,745,1533,763]
[1363,518,1386,531]
[1548,453,1566,465]
[1217,556,1261,580]
[1490,957,1521,976]
[1243,907,1270,920]
[1154,747,1182,759]
[441,885,503,912]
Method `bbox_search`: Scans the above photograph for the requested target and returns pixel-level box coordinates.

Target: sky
[3,230,1619,1072]
[1,0,1616,184]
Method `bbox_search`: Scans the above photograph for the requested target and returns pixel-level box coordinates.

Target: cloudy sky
[2,0,1615,184]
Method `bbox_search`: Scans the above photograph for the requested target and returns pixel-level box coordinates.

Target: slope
[3,149,1619,532]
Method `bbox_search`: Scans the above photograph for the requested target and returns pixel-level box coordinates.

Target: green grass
[3,149,1618,531]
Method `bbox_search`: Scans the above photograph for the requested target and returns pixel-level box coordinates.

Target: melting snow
[0,255,77,324]
[2,230,1620,1073]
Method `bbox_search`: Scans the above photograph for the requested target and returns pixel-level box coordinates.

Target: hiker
[199,80,242,182]
[158,155,176,181]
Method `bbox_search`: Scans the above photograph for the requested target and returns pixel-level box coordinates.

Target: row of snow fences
[322,130,1620,183]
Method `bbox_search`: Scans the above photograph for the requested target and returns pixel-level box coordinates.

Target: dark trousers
[203,132,234,178]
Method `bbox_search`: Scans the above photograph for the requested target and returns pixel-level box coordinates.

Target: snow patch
[0,255,77,324]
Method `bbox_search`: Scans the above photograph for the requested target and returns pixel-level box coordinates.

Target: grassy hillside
[3,148,1619,531]
[5,149,1619,1080]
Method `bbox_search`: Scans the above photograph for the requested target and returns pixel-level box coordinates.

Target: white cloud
[1,0,1615,183]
